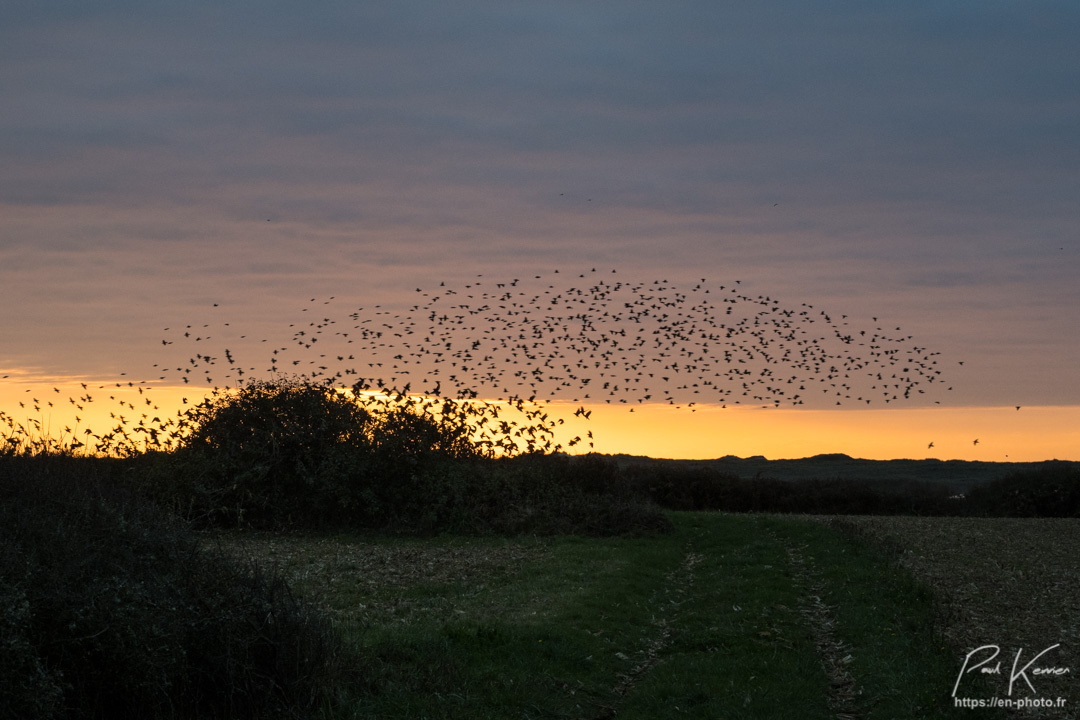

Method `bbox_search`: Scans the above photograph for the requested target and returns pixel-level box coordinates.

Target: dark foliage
[436,454,673,536]
[623,463,961,516]
[144,379,671,536]
[0,455,345,720]
[148,379,487,529]
[620,460,1080,518]
[966,462,1080,517]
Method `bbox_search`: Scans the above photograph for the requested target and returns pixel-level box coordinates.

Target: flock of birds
[5,268,988,455]
[157,268,956,412]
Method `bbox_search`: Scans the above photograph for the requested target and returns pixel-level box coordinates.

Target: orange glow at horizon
[1,374,1076,462]
[546,402,1078,462]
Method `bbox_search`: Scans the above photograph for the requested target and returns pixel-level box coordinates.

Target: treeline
[612,457,1080,518]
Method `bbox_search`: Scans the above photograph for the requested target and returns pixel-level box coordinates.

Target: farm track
[768,527,861,720]
[807,515,1080,719]
[589,548,704,720]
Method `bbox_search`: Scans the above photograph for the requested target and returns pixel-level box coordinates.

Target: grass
[756,516,967,718]
[208,512,1001,719]
[1,448,1022,718]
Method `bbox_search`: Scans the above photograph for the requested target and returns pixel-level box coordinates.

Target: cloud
[0,1,1077,407]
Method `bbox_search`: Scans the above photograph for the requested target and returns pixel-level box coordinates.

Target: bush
[967,462,1080,517]
[551,453,630,497]
[148,378,672,536]
[153,378,491,529]
[0,455,345,720]
[625,465,748,510]
[477,455,672,536]
[367,454,673,537]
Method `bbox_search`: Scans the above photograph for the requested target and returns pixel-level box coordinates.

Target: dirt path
[766,526,861,720]
[589,548,703,720]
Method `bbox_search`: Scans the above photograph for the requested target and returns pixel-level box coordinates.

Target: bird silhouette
[153,269,955,414]
[62,268,957,458]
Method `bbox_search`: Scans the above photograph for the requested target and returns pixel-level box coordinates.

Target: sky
[2,1,1078,461]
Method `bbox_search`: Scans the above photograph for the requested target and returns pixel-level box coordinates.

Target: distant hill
[606,453,1079,491]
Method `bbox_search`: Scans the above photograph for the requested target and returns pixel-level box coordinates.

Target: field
[204,513,1078,719]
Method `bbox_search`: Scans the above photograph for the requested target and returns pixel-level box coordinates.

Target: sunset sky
[2,2,1077,461]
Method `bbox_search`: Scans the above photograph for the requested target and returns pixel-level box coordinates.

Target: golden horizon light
[2,374,1076,463]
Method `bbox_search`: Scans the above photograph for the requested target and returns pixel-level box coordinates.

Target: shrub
[0,454,345,720]
[154,378,494,529]
[0,579,65,719]
[553,453,629,497]
[499,455,673,535]
[377,455,673,537]
[147,377,672,535]
[624,464,750,511]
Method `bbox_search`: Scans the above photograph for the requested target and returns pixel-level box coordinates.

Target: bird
[111,267,956,458]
